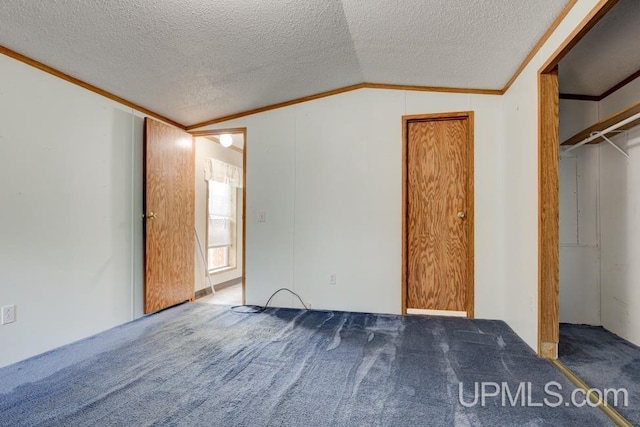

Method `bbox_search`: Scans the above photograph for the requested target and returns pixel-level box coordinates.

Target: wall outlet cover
[1,305,16,325]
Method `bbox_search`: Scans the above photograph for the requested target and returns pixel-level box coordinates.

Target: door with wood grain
[144,118,195,314]
[403,112,474,317]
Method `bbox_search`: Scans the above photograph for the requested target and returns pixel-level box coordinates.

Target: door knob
[457,212,466,219]
[146,212,157,220]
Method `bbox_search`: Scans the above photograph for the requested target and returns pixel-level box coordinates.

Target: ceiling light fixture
[219,134,233,148]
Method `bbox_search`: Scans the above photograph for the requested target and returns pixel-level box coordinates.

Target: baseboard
[406,308,467,318]
[215,277,242,291]
[194,287,213,299]
[194,277,243,300]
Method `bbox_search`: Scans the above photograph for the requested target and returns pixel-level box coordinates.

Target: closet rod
[564,111,640,153]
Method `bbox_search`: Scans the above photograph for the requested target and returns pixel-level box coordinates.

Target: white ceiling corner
[0,0,571,126]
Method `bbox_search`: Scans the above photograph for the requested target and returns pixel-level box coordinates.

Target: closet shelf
[561,100,640,146]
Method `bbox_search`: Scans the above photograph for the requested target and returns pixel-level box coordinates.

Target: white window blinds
[205,159,242,250]
[208,181,233,248]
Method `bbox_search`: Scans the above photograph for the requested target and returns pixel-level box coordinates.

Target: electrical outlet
[329,273,337,285]
[1,305,16,325]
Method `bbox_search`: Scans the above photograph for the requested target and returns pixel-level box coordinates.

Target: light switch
[257,211,266,222]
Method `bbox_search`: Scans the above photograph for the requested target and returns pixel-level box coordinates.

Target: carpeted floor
[560,323,640,425]
[0,304,612,426]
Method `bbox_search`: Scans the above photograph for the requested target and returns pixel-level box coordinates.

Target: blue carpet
[1,304,612,426]
[560,323,640,425]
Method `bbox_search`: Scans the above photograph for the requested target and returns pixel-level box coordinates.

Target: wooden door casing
[402,112,474,317]
[144,118,195,314]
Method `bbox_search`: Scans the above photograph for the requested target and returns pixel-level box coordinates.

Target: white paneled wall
[559,146,600,325]
[600,125,640,346]
[245,109,297,308]
[194,88,506,319]
[0,54,145,367]
[292,89,405,313]
[560,99,599,143]
[559,156,578,245]
[599,76,640,119]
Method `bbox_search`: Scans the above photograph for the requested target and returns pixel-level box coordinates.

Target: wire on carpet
[230,288,308,314]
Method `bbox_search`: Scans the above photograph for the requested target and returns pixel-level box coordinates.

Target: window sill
[208,266,236,276]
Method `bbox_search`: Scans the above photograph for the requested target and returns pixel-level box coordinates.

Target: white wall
[192,88,506,319]
[502,0,602,350]
[558,72,640,333]
[600,75,640,119]
[194,137,243,292]
[559,146,600,325]
[598,74,640,346]
[600,128,640,347]
[558,98,600,325]
[0,54,145,367]
[559,99,599,142]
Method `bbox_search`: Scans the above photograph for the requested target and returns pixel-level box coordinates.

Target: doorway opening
[191,128,247,306]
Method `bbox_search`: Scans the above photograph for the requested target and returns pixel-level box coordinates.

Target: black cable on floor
[230,288,308,314]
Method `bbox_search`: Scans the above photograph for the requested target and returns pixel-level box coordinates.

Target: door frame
[537,0,618,358]
[189,127,247,305]
[401,112,475,317]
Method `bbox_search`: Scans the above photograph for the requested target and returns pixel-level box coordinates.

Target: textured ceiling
[0,0,570,126]
[559,0,640,96]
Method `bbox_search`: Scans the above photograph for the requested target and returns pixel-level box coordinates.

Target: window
[207,180,235,272]
[208,247,229,271]
[204,157,242,273]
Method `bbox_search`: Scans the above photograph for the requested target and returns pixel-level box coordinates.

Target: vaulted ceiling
[0,0,571,127]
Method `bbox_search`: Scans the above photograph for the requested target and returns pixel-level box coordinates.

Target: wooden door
[403,112,474,317]
[144,118,195,314]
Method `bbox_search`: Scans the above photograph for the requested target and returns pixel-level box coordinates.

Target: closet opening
[540,0,640,423]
